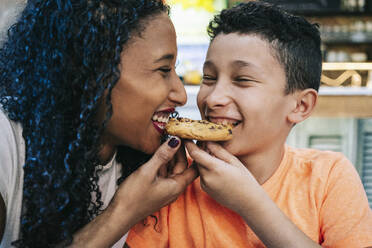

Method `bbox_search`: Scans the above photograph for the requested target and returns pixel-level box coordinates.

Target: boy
[126,1,372,247]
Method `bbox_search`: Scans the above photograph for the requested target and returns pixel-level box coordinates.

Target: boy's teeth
[233,121,240,126]
[210,118,241,126]
[213,119,230,125]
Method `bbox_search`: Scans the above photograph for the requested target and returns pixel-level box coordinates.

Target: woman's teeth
[152,113,170,134]
[152,112,173,135]
[152,114,169,123]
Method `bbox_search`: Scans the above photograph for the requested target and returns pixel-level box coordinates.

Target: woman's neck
[98,133,117,164]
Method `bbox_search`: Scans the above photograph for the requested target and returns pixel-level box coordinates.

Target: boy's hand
[185,140,321,248]
[184,140,260,215]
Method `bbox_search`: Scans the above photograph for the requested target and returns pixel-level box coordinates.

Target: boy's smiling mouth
[207,116,242,127]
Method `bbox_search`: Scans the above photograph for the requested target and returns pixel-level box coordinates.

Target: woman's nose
[169,74,187,107]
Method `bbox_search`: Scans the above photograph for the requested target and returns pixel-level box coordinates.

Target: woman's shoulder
[0,108,23,143]
[0,109,25,247]
[0,107,25,173]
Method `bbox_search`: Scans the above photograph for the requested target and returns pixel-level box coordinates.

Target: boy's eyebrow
[232,60,263,75]
[232,60,254,68]
[153,54,175,63]
[203,60,258,70]
[203,60,217,70]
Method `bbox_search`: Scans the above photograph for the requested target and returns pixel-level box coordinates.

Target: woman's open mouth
[151,109,174,134]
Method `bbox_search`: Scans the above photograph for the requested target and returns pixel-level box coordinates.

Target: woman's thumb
[146,136,180,175]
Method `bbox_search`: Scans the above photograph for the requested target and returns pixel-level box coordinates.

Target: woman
[0,0,197,247]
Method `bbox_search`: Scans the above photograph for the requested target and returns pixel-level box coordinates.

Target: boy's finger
[185,140,224,171]
[172,163,199,190]
[145,136,181,177]
[191,161,209,177]
[206,142,242,167]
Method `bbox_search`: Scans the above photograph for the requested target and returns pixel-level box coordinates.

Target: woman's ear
[287,89,318,124]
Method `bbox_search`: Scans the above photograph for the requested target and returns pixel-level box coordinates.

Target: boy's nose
[205,82,231,109]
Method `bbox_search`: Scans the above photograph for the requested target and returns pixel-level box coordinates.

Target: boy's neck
[237,143,286,185]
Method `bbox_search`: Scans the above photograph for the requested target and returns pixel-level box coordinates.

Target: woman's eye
[234,78,250,82]
[159,67,171,73]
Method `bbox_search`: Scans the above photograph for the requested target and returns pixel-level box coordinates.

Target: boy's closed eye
[202,75,217,85]
[232,77,259,87]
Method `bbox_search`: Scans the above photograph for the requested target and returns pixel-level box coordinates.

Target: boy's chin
[219,140,236,154]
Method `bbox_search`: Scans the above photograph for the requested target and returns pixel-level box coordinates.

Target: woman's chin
[139,138,163,155]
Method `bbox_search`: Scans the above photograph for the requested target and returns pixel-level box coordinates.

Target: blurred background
[0,0,25,45]
[1,0,371,206]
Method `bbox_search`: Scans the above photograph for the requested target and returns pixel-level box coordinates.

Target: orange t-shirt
[127,146,372,248]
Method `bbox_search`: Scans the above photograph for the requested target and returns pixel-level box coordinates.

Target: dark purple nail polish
[168,137,179,148]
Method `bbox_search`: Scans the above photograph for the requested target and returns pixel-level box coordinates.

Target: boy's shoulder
[276,146,362,204]
[285,145,353,178]
[288,145,345,162]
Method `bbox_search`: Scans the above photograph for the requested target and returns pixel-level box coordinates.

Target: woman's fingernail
[168,137,179,148]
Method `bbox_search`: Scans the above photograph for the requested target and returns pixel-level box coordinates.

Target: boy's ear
[287,89,318,124]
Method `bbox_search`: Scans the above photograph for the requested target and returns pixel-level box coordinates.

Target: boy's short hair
[207,1,322,93]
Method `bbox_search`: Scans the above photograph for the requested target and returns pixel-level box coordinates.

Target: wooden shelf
[322,62,372,70]
[294,11,372,17]
[323,39,372,45]
[314,94,372,117]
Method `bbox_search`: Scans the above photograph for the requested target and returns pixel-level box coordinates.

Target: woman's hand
[71,136,198,247]
[114,137,198,224]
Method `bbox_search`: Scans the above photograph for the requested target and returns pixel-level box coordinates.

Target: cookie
[165,117,233,141]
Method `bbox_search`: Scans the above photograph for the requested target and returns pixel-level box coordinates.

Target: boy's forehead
[206,33,280,70]
[210,33,272,56]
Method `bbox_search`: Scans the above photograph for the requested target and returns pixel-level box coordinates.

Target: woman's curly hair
[0,0,167,246]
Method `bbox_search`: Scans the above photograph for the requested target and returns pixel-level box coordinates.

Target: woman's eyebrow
[153,54,175,63]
